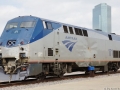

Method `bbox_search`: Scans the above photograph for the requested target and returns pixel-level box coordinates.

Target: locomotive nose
[2,47,19,59]
[1,45,29,58]
[0,45,29,74]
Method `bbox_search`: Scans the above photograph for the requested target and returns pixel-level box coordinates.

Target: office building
[93,3,111,33]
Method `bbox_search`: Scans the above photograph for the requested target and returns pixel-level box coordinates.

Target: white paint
[38,52,43,57]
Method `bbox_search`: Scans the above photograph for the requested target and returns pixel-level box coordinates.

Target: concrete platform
[23,73,120,90]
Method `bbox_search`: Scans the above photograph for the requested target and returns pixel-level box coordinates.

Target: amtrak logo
[62,40,76,52]
[12,30,21,34]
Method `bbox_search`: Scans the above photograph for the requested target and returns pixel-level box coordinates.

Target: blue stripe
[65,42,74,48]
[62,40,71,44]
[69,42,76,51]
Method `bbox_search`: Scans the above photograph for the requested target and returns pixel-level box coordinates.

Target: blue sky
[0,0,120,35]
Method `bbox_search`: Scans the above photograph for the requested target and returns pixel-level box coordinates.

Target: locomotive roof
[5,15,120,41]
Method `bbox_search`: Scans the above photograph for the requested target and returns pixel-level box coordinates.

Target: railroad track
[0,71,120,88]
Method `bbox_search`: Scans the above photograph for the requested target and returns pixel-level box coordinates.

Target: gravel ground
[0,72,120,90]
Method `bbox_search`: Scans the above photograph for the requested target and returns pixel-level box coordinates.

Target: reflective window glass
[69,27,74,34]
[5,23,18,30]
[45,22,53,29]
[63,25,68,33]
[20,21,35,28]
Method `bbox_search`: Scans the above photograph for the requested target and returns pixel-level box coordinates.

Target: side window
[75,28,80,35]
[63,25,68,33]
[83,29,88,37]
[79,29,83,36]
[43,21,46,29]
[116,51,118,58]
[113,50,116,58]
[113,50,118,58]
[48,48,53,56]
[119,51,120,58]
[75,28,83,36]
[113,50,115,58]
[69,27,74,34]
[45,22,53,29]
[43,21,53,30]
[108,34,112,40]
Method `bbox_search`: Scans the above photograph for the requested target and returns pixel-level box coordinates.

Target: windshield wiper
[21,27,29,31]
[21,27,25,28]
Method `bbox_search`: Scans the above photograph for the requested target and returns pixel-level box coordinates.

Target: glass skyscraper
[93,3,111,33]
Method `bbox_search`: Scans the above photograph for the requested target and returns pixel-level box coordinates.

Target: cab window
[20,21,36,28]
[5,23,18,30]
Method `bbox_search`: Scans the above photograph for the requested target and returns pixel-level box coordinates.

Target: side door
[43,21,54,62]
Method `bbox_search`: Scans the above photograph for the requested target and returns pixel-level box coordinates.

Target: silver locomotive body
[0,16,120,82]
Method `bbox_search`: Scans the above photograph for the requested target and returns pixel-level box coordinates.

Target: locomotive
[0,16,120,82]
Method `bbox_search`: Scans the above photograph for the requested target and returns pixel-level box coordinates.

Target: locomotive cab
[0,16,40,74]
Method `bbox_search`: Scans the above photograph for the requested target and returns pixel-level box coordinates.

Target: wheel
[58,72,64,78]
[37,73,46,80]
[24,77,27,80]
[113,68,118,72]
[85,71,89,75]
[89,71,95,77]
[40,75,46,80]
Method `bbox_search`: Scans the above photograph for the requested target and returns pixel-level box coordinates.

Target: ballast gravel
[0,72,120,90]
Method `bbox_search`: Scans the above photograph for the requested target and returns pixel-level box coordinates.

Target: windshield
[5,23,18,30]
[20,21,35,28]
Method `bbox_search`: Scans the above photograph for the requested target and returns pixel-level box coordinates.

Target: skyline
[0,0,120,35]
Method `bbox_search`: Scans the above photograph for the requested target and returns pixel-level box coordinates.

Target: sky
[0,0,120,35]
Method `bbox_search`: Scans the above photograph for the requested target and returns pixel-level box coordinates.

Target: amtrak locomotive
[0,16,120,82]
